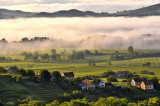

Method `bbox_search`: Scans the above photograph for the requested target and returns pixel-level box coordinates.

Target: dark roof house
[61,72,75,78]
[7,66,18,73]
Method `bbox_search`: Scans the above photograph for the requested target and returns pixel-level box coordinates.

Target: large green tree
[51,71,61,82]
[40,70,51,82]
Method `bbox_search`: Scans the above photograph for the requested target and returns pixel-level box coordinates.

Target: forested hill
[0,3,160,19]
[110,3,160,16]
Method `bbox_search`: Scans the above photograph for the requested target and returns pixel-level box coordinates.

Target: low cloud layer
[0,16,160,50]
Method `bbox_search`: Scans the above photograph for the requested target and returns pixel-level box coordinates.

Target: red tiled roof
[82,80,92,85]
[62,72,74,77]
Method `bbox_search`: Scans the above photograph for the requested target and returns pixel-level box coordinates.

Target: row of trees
[2,96,160,106]
[110,46,160,61]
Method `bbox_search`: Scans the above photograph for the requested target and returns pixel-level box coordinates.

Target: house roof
[8,66,18,71]
[133,78,147,83]
[82,80,92,85]
[116,70,129,74]
[62,72,74,77]
[143,80,154,85]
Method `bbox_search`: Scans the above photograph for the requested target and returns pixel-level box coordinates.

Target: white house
[81,80,95,90]
[93,78,105,88]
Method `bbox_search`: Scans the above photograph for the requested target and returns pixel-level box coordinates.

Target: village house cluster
[131,78,154,92]
[6,66,156,92]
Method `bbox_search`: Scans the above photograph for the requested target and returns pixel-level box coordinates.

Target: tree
[102,70,115,77]
[88,59,92,66]
[94,97,128,106]
[17,69,26,76]
[127,73,134,78]
[46,100,59,106]
[108,61,112,67]
[40,70,51,82]
[51,49,56,55]
[148,76,159,88]
[51,71,61,82]
[26,69,35,77]
[128,46,133,53]
[107,75,118,82]
[0,67,7,73]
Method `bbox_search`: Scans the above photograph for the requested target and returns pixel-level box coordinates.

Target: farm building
[93,78,105,88]
[115,70,129,77]
[7,66,18,74]
[61,72,74,78]
[80,80,95,90]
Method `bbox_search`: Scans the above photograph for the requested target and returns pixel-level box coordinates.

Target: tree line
[110,46,160,61]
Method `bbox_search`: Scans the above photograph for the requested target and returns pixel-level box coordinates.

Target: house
[93,78,105,88]
[115,70,129,77]
[140,80,154,91]
[7,66,18,74]
[80,80,95,90]
[131,78,147,87]
[61,72,74,78]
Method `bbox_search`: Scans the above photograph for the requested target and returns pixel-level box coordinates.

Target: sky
[0,0,160,13]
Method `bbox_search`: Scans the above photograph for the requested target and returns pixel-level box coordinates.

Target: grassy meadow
[0,49,160,78]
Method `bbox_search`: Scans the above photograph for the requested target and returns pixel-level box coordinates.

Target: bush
[12,74,23,83]
[26,69,35,77]
[0,100,4,106]
[17,69,26,76]
[107,75,118,82]
[140,70,155,75]
[0,67,7,73]
[102,70,115,77]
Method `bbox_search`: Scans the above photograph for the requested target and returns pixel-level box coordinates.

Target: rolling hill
[0,3,160,19]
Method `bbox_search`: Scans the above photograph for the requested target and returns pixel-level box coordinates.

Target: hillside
[0,3,160,19]
[111,4,160,16]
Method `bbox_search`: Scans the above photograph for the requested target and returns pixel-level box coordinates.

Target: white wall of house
[146,85,154,90]
[131,80,136,86]
[97,80,105,88]
[81,86,87,90]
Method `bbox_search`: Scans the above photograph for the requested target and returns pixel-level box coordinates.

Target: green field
[1,55,160,78]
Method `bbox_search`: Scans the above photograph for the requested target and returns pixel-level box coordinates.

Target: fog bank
[0,17,160,50]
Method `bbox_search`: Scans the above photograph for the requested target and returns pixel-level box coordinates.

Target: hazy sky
[0,0,160,13]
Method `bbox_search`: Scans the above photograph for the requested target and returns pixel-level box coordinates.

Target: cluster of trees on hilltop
[0,56,19,63]
[21,37,50,42]
[20,49,103,63]
[0,37,51,44]
[110,46,160,61]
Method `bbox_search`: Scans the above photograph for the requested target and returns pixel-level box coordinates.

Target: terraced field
[28,83,64,103]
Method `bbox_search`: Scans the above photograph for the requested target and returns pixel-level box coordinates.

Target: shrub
[107,75,118,82]
[26,69,35,77]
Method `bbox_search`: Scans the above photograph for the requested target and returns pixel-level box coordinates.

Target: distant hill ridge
[0,3,160,19]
